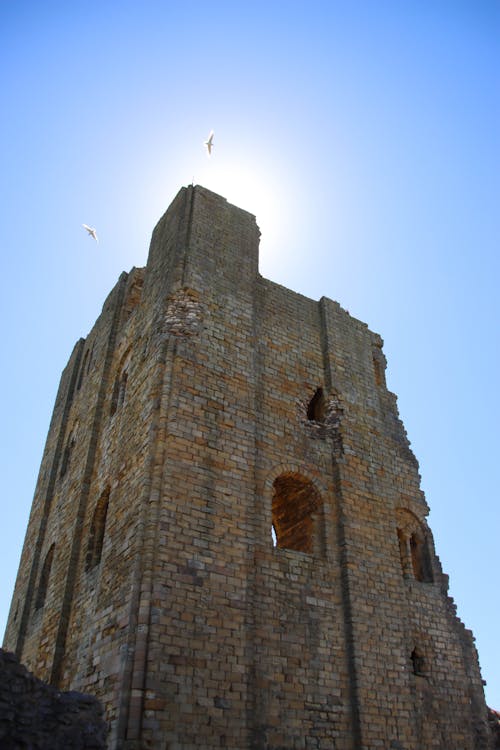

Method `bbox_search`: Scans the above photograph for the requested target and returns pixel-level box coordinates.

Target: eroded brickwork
[3,186,493,749]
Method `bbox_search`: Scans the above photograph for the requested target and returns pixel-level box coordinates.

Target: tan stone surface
[3,186,493,749]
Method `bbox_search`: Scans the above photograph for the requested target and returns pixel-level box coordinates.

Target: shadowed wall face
[0,648,107,750]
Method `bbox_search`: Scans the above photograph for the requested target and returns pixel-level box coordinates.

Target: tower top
[144,184,261,310]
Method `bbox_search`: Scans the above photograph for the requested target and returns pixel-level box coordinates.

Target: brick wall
[3,186,493,749]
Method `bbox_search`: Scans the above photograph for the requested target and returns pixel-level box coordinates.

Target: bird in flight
[82,224,98,242]
[204,130,214,156]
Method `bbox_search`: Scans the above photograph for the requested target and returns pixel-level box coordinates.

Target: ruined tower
[3,186,491,749]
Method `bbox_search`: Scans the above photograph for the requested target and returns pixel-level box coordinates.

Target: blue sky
[1,1,498,709]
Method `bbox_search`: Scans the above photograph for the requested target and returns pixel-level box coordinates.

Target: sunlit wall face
[196,153,290,253]
[1,0,498,711]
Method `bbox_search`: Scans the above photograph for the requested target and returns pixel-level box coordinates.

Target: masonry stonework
[0,648,107,749]
[3,185,492,749]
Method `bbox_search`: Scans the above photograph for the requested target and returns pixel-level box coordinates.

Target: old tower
[3,186,491,749]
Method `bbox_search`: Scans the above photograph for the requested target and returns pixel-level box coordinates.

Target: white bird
[82,224,98,242]
[204,130,214,156]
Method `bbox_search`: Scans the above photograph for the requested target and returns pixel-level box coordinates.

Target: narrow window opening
[307,387,326,422]
[86,489,110,571]
[411,648,426,676]
[397,528,410,577]
[110,370,128,415]
[410,533,434,583]
[60,433,75,478]
[35,544,55,610]
[373,357,383,386]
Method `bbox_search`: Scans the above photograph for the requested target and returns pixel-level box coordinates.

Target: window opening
[35,544,55,610]
[60,431,75,478]
[411,648,426,676]
[410,533,434,583]
[110,370,128,415]
[307,387,326,422]
[272,473,323,554]
[86,488,110,571]
[396,508,434,584]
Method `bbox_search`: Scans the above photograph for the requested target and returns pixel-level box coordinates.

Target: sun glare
[195,158,294,265]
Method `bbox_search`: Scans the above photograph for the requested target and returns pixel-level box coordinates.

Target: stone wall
[3,186,494,749]
[0,648,106,749]
[489,709,500,749]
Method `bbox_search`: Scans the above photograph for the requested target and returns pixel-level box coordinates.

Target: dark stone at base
[0,648,107,749]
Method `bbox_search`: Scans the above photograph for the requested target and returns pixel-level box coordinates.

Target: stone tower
[3,186,491,749]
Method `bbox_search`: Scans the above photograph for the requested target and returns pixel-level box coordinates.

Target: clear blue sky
[1,0,498,709]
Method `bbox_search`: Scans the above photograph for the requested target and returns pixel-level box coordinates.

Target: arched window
[395,508,434,583]
[35,544,55,610]
[307,387,326,422]
[410,532,433,583]
[86,488,110,571]
[272,473,324,555]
